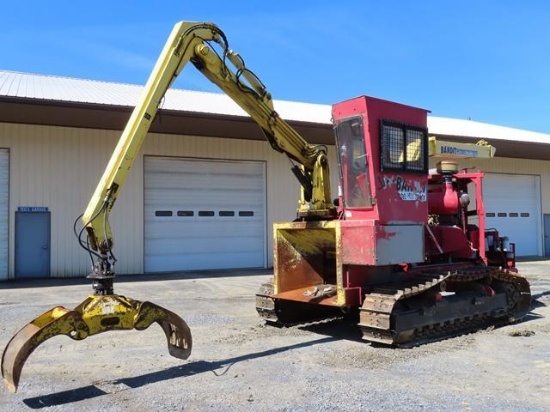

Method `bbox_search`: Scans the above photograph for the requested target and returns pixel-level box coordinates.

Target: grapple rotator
[2,258,192,393]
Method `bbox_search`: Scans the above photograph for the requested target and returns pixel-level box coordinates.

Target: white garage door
[0,149,8,280]
[483,173,541,257]
[144,157,266,272]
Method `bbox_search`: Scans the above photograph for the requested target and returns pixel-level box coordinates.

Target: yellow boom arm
[3,20,336,393]
[83,21,335,280]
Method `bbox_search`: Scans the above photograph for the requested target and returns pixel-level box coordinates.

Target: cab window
[334,117,372,208]
[380,120,428,173]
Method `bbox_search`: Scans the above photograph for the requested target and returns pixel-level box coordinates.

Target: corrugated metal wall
[0,121,547,278]
[0,123,123,277]
[0,122,339,278]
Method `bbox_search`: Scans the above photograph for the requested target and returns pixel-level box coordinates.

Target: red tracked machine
[257,95,531,345]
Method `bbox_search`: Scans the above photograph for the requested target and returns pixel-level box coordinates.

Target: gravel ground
[0,260,549,411]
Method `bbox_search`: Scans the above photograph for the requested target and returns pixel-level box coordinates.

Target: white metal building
[0,70,549,280]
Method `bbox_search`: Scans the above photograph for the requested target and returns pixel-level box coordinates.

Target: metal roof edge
[1,70,549,144]
[427,116,550,145]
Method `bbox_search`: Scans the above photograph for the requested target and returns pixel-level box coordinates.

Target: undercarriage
[256,265,531,346]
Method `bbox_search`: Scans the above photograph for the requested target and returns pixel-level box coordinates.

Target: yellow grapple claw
[1,295,192,393]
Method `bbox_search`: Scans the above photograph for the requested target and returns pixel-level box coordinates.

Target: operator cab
[332,96,430,224]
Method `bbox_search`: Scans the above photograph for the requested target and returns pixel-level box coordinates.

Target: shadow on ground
[531,290,550,308]
[22,336,333,409]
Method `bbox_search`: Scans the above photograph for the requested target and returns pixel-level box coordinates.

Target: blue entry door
[15,211,51,278]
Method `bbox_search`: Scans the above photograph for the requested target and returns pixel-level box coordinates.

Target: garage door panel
[483,174,541,256]
[146,224,264,235]
[148,225,263,246]
[146,191,263,206]
[146,239,264,256]
[147,181,264,193]
[146,251,263,272]
[145,157,266,272]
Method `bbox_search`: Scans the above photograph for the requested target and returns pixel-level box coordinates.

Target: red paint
[428,181,460,215]
[332,96,429,225]
[482,285,496,297]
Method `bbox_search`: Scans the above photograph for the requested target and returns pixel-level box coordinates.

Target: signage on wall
[17,206,49,212]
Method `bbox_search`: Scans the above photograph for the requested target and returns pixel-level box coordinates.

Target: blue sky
[2,1,550,133]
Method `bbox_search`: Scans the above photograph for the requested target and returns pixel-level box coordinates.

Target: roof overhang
[0,96,548,160]
[0,96,334,145]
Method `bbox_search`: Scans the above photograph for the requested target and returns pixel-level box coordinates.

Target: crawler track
[256,267,531,346]
[359,267,531,346]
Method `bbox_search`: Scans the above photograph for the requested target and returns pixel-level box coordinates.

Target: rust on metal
[2,295,192,393]
[273,285,340,306]
[274,222,337,295]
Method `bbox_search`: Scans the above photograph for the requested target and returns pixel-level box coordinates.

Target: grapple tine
[135,301,193,360]
[2,323,40,393]
[1,306,84,393]
[2,295,192,393]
